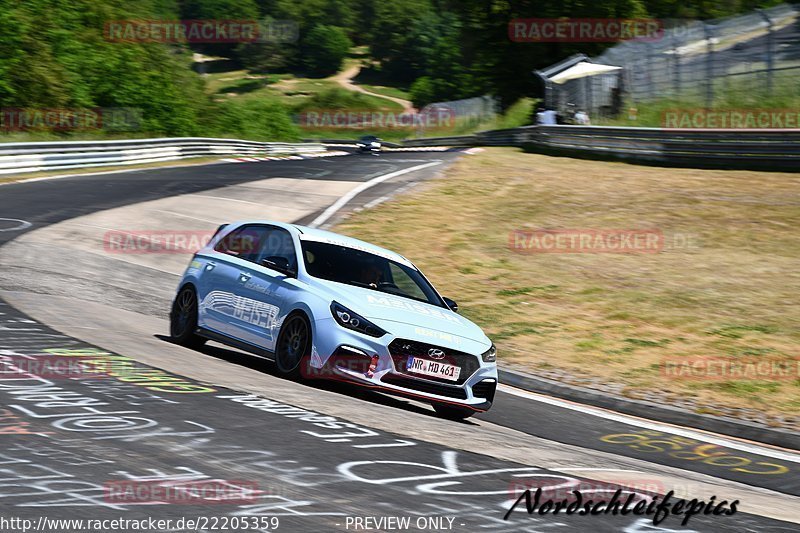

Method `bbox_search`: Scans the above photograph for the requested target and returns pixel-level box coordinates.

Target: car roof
[294,224,412,267]
[225,221,413,267]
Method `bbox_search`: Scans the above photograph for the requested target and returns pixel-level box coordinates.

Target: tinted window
[256,227,297,271]
[301,240,443,307]
[214,225,296,269]
[214,226,265,262]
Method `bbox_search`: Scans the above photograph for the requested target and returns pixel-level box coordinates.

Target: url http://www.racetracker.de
[0,516,282,532]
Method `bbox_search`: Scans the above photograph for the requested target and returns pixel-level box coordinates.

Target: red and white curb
[384,146,452,152]
[221,150,350,163]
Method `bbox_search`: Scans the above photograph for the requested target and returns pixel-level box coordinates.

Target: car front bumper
[310,318,498,412]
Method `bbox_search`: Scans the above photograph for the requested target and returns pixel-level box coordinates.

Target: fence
[0,138,326,175]
[415,95,499,136]
[549,4,800,119]
[403,125,800,171]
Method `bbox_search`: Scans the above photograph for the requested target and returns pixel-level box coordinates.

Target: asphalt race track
[0,151,798,532]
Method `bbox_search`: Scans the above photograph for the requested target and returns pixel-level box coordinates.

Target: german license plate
[406,357,461,381]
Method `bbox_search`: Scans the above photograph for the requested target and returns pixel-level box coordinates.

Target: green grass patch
[707,325,778,339]
[497,285,559,296]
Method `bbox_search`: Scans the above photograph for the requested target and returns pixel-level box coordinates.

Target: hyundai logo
[428,348,446,360]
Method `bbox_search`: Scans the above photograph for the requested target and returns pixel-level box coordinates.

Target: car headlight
[331,302,386,338]
[482,343,496,362]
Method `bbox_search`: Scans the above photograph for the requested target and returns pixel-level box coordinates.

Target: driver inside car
[358,261,384,289]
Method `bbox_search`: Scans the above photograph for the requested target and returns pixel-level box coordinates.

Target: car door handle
[238,272,251,283]
[205,261,216,272]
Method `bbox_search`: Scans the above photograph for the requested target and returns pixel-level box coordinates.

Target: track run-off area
[0,151,797,532]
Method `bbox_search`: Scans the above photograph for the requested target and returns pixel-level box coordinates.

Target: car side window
[214,226,268,263]
[254,227,297,271]
[388,263,427,301]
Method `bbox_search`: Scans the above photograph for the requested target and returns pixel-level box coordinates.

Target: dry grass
[336,148,800,418]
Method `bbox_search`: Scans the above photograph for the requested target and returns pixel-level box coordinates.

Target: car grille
[381,374,468,400]
[388,338,480,385]
[472,380,497,403]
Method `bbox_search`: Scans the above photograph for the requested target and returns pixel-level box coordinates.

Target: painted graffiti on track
[0,301,789,532]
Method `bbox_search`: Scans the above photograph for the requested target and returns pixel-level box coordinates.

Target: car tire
[432,403,475,421]
[275,313,311,380]
[170,286,206,349]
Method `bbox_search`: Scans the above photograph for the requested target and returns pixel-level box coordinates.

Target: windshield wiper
[347,280,432,304]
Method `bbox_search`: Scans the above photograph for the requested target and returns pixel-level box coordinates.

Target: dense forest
[0,0,782,139]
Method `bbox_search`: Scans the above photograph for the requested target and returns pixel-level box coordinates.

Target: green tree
[301,25,351,77]
[180,0,259,19]
[409,76,436,108]
[0,0,208,135]
[367,0,434,81]
[211,98,300,141]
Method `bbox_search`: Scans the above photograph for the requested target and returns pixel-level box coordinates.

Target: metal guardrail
[304,138,403,149]
[0,137,326,175]
[404,125,800,170]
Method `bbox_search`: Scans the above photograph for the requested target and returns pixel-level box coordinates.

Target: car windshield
[359,136,378,143]
[301,240,444,307]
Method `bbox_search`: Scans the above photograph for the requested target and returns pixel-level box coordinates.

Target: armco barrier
[404,125,800,171]
[0,137,327,175]
[304,138,403,149]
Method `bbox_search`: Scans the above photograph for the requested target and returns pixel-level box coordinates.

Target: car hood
[308,278,491,348]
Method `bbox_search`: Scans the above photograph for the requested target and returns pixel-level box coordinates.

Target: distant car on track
[356,135,382,155]
[170,222,498,419]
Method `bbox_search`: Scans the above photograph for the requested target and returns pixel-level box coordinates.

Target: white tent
[549,62,622,84]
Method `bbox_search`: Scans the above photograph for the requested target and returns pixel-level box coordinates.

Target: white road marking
[555,468,645,472]
[499,384,800,463]
[192,195,267,207]
[0,218,33,232]
[154,210,220,224]
[309,161,442,228]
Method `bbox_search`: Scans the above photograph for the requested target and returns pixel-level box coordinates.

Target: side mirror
[262,256,296,278]
[442,297,459,313]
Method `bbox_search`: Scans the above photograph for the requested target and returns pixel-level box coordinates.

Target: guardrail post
[584,76,593,116]
[703,23,715,109]
[671,33,682,96]
[645,43,656,100]
[757,9,775,96]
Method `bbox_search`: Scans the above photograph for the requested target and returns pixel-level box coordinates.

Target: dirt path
[331,63,415,112]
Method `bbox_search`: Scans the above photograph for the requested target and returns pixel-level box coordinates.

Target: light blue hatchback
[170,221,498,419]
